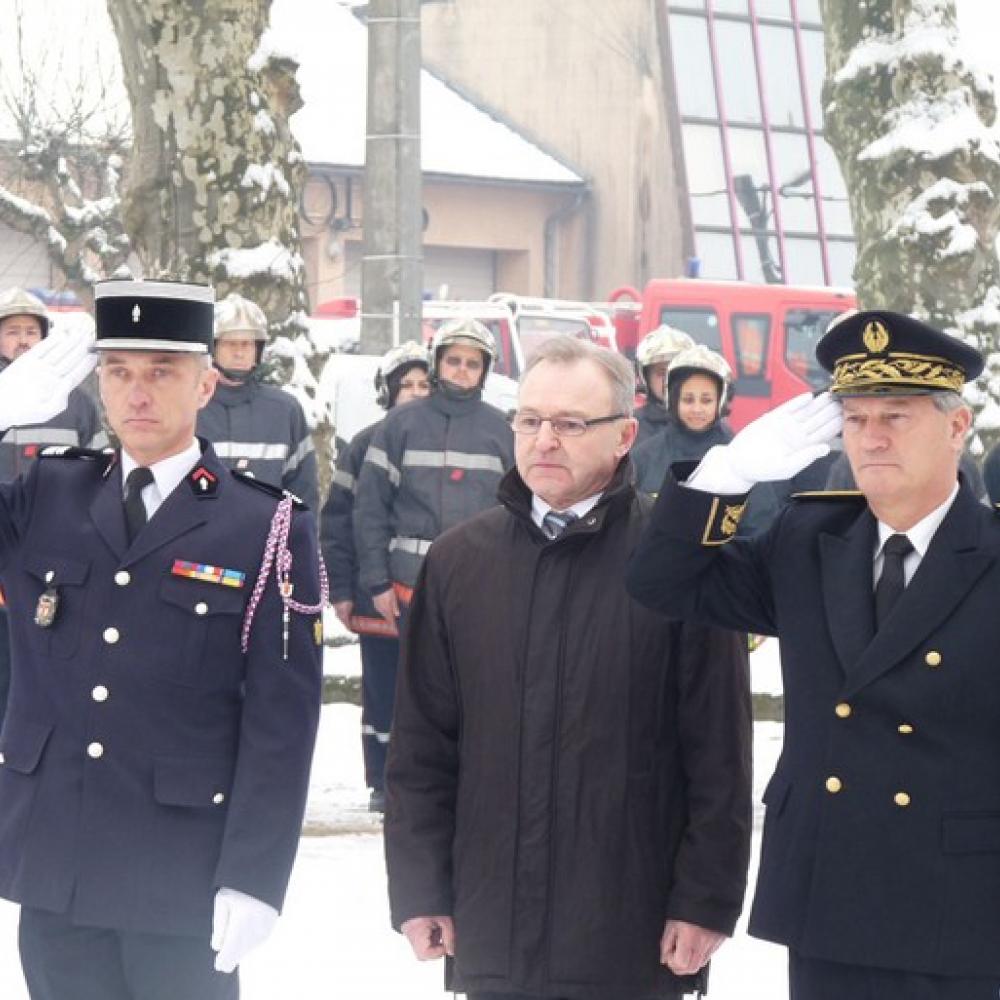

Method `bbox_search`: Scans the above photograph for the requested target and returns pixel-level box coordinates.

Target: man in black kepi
[0,279,323,999]
[627,310,1000,998]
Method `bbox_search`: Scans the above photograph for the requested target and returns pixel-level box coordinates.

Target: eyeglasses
[510,412,626,437]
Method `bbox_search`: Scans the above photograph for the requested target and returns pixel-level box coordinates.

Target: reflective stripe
[361,724,391,745]
[283,436,315,475]
[89,430,110,450]
[366,447,401,487]
[7,428,79,446]
[389,536,433,556]
[330,468,356,491]
[402,449,505,474]
[212,441,289,461]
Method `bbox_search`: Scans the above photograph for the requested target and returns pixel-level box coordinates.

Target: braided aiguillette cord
[241,496,330,658]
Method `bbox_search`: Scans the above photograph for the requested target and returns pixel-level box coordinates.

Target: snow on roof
[269,0,584,186]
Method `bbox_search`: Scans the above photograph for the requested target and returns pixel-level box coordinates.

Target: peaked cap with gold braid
[816,310,983,396]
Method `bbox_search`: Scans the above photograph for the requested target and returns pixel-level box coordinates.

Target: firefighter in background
[0,287,104,722]
[354,318,515,630]
[197,293,319,510]
[633,324,695,446]
[632,344,778,535]
[321,343,431,813]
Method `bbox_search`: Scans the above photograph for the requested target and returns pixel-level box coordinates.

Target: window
[755,0,792,18]
[796,0,823,25]
[659,307,723,351]
[827,240,857,287]
[694,231,739,279]
[814,137,854,236]
[732,314,771,397]
[715,20,762,124]
[799,28,826,126]
[683,125,731,227]
[785,308,839,389]
[740,232,779,283]
[784,237,826,285]
[771,131,819,233]
[518,316,592,363]
[670,15,719,119]
[758,24,805,128]
[713,0,749,13]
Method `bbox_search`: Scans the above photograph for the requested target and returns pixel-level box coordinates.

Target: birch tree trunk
[821,0,1000,439]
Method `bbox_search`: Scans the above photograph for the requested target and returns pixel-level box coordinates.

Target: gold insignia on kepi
[862,320,889,354]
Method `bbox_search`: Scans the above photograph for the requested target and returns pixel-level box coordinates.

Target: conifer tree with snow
[821,0,1000,439]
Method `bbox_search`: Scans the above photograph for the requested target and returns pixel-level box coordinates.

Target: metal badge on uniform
[172,560,246,588]
[188,465,219,497]
[35,572,59,628]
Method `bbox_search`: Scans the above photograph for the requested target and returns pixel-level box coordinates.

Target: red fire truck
[608,279,857,429]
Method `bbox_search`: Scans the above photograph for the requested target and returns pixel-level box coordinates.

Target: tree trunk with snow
[821,0,1000,441]
[105,0,334,488]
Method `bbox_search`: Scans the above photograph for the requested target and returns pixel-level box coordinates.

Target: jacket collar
[429,385,484,417]
[498,458,635,540]
[821,484,996,696]
[89,439,226,566]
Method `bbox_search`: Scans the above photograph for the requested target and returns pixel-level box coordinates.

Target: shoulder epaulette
[230,469,308,510]
[39,446,114,462]
[790,490,866,501]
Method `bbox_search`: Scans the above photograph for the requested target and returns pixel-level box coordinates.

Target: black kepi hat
[816,309,983,396]
[94,279,214,354]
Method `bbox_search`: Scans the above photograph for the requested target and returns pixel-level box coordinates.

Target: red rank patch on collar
[188,465,219,497]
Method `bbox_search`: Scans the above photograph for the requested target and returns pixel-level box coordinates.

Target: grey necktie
[542,509,578,539]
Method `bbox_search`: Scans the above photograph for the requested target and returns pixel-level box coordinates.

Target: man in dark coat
[0,280,323,1000]
[385,335,752,1000]
[627,310,1000,998]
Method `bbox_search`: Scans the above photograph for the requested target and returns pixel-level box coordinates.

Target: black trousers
[359,633,399,791]
[789,951,1000,1000]
[19,906,239,1000]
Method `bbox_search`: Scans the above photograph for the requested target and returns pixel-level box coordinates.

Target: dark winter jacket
[631,416,779,536]
[385,461,753,1000]
[354,387,514,592]
[196,379,318,510]
[320,420,385,631]
[634,398,670,446]
[0,357,104,483]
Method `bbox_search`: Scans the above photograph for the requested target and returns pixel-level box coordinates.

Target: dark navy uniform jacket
[0,443,322,937]
[626,472,1000,978]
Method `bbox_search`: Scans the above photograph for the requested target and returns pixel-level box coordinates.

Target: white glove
[0,328,96,432]
[211,886,279,973]
[688,392,842,494]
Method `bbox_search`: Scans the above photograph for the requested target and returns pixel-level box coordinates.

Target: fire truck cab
[634,279,857,429]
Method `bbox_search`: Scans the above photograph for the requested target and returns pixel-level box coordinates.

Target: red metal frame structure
[666,0,851,286]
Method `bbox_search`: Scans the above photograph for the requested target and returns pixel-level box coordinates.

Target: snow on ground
[0,644,789,999]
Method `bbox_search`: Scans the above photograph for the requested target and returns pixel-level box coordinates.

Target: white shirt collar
[875,482,959,561]
[121,439,203,505]
[531,492,603,530]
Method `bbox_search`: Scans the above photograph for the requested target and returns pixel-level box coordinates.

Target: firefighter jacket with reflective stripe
[355,389,515,591]
[0,358,104,483]
[196,380,318,510]
[321,420,381,620]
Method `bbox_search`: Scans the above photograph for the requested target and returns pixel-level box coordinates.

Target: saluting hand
[660,918,726,976]
[401,915,455,961]
[0,328,96,432]
[690,391,842,494]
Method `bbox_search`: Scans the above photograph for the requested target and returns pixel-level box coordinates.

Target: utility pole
[360,0,423,354]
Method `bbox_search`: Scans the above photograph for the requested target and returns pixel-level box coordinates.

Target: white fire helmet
[636,325,695,371]
[430,317,496,383]
[214,293,268,341]
[0,287,49,337]
[667,344,734,413]
[375,341,431,408]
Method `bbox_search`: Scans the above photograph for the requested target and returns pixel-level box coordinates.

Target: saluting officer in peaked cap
[816,309,984,396]
[0,277,323,999]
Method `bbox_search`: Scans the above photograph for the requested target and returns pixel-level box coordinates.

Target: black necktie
[542,510,578,539]
[874,533,913,628]
[124,466,154,544]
